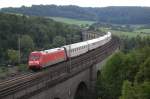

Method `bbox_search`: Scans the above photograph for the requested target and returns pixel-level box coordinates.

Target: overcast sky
[0,0,150,8]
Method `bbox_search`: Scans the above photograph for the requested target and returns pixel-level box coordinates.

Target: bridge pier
[88,65,97,99]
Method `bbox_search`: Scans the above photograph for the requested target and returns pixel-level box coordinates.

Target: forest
[1,5,150,24]
[0,13,81,66]
[96,36,150,99]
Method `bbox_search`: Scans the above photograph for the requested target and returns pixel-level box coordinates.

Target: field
[49,17,95,26]
[110,30,149,37]
[100,27,150,37]
[135,29,150,33]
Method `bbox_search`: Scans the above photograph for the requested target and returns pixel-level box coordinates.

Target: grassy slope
[135,29,150,33]
[101,28,150,37]
[110,30,146,37]
[49,17,95,26]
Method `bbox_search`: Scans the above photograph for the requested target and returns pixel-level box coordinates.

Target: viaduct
[0,31,119,99]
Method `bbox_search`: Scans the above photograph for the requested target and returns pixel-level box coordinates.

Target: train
[28,32,112,70]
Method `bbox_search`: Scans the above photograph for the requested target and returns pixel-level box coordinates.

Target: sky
[0,0,150,8]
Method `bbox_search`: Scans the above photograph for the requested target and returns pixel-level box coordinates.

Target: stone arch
[74,82,88,99]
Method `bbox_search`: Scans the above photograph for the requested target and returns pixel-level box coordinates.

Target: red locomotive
[28,48,66,70]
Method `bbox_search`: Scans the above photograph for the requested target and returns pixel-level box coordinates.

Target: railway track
[0,72,34,86]
[0,37,119,98]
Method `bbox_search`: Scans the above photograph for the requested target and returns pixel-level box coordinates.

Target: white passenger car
[87,32,111,50]
[63,41,89,58]
[87,38,102,50]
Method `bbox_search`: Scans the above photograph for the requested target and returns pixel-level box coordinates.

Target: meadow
[100,27,150,37]
[49,17,95,26]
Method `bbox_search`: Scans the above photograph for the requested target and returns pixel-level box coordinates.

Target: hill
[1,5,150,24]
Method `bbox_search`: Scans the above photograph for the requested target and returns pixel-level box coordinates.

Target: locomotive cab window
[30,55,40,61]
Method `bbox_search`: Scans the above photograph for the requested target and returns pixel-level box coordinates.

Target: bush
[17,64,28,72]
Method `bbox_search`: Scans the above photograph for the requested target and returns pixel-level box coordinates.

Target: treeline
[1,5,150,24]
[0,13,81,65]
[96,36,150,99]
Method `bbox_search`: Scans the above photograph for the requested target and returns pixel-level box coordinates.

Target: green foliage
[0,66,8,73]
[20,35,34,62]
[97,45,150,99]
[135,57,150,83]
[18,64,28,72]
[7,49,19,65]
[120,80,136,99]
[120,56,150,99]
[72,35,81,43]
[20,35,34,50]
[52,36,66,47]
[0,13,81,65]
[0,67,8,79]
[120,36,150,52]
[120,81,150,99]
[98,52,136,99]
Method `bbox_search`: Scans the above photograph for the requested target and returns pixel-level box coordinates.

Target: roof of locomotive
[31,48,64,54]
[41,48,64,53]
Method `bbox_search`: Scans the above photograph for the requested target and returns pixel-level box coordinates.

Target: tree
[120,47,150,99]
[20,35,34,62]
[97,52,126,99]
[120,80,136,99]
[120,81,150,99]
[72,35,81,43]
[20,35,34,50]
[52,36,66,47]
[135,57,150,83]
[7,49,19,65]
[97,46,150,99]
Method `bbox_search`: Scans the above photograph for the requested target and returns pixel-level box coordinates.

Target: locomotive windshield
[30,55,40,61]
[30,56,40,60]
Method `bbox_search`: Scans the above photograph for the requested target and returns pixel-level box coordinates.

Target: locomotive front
[28,52,42,70]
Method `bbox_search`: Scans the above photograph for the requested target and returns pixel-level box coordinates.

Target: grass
[0,64,28,80]
[110,30,147,37]
[100,27,150,37]
[18,64,28,72]
[0,67,8,79]
[49,17,95,26]
[135,29,150,33]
